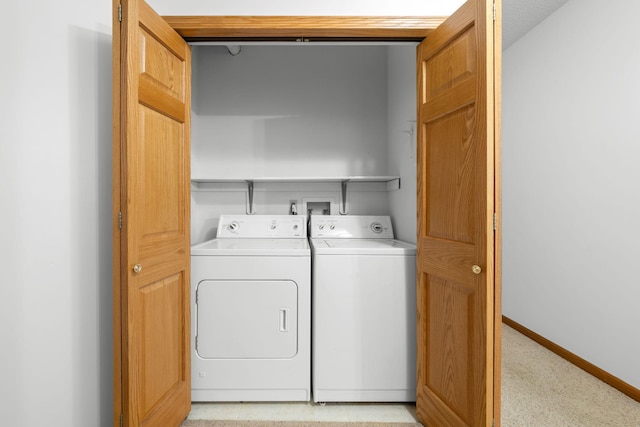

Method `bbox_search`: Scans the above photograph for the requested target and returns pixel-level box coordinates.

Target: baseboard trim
[502,316,640,403]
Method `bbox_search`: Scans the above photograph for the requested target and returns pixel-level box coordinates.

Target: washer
[190,215,310,402]
[310,215,416,402]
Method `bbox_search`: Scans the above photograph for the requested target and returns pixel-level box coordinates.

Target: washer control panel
[217,215,306,238]
[310,215,394,239]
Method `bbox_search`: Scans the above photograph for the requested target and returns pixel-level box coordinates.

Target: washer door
[196,280,298,359]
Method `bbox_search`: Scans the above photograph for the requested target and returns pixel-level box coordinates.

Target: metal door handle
[133,264,142,273]
[472,265,482,275]
[279,308,289,332]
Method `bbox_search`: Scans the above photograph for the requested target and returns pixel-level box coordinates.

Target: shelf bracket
[339,180,349,215]
[245,180,255,215]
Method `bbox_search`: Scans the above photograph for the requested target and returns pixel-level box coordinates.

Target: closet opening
[189,41,418,244]
[188,40,420,421]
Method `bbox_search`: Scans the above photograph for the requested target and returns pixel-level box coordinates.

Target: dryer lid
[192,238,310,256]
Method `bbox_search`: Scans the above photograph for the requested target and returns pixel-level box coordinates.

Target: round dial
[371,222,384,233]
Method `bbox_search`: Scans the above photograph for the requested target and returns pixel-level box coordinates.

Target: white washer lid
[310,238,416,255]
[192,238,310,256]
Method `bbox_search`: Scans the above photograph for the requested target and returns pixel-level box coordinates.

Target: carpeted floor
[501,324,640,426]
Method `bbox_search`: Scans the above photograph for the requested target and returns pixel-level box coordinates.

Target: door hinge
[492,2,496,21]
[493,213,497,231]
[118,211,123,230]
[120,413,124,427]
[118,4,122,22]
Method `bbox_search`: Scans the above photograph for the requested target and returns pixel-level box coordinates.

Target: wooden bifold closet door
[113,0,192,425]
[416,0,501,425]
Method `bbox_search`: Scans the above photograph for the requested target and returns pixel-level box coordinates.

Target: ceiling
[503,0,570,49]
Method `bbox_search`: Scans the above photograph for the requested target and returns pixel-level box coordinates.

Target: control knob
[371,222,384,233]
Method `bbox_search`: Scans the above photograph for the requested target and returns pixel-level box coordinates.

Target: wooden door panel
[114,0,191,426]
[416,0,499,426]
[423,31,476,106]
[423,275,479,423]
[424,106,477,243]
[420,273,488,426]
[421,2,476,123]
[136,106,185,238]
[138,273,186,416]
[139,27,187,101]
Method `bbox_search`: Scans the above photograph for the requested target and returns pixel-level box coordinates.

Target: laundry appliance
[309,215,416,402]
[190,215,311,401]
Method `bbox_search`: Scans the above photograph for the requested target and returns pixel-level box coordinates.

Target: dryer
[190,215,310,401]
[310,215,416,403]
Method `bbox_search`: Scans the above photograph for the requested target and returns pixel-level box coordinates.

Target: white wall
[503,0,640,388]
[192,45,389,179]
[0,2,112,427]
[148,0,465,16]
[387,45,418,244]
[190,45,395,242]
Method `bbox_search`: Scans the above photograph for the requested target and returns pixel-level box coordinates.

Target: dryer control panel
[310,215,394,239]
[217,215,307,238]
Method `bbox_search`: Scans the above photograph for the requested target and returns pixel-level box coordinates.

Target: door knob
[472,265,482,275]
[132,264,142,273]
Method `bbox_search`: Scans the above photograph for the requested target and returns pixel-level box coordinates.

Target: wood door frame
[112,3,123,426]
[162,16,446,41]
[493,1,503,423]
